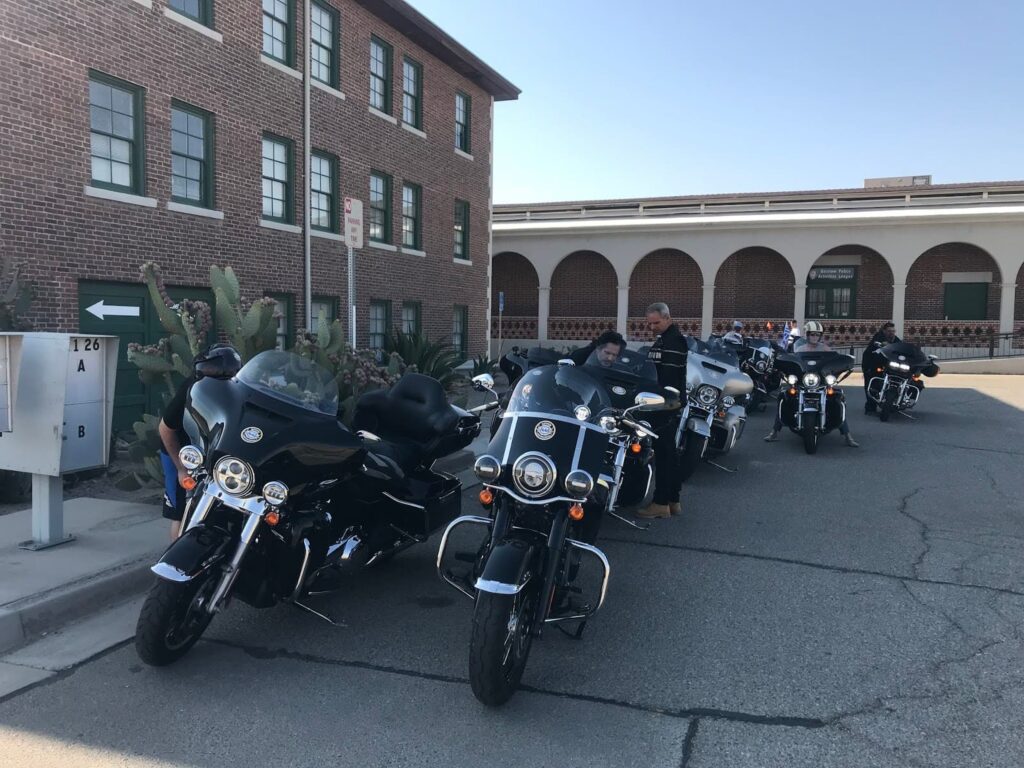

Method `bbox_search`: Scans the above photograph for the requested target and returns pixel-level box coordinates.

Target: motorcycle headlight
[179,445,203,471]
[825,374,837,386]
[888,361,901,369]
[474,455,502,482]
[598,415,619,433]
[787,374,798,385]
[695,384,720,406]
[574,406,591,421]
[214,456,255,497]
[722,396,736,407]
[755,359,767,373]
[564,469,594,499]
[512,452,557,498]
[802,373,821,388]
[262,481,289,506]
[900,363,911,372]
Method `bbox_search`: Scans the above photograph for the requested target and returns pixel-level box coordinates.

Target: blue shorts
[160,451,186,521]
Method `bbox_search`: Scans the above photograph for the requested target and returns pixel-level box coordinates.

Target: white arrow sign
[86,300,140,320]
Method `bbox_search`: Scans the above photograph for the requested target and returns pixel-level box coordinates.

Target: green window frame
[88,71,146,195]
[369,299,391,355]
[452,305,468,359]
[369,36,392,113]
[369,171,391,244]
[269,293,294,350]
[455,92,471,153]
[262,0,293,65]
[401,182,421,250]
[310,1,340,88]
[168,0,213,26]
[453,199,469,261]
[171,101,214,208]
[401,301,421,335]
[262,134,293,223]
[943,283,989,321]
[310,151,337,232]
[311,296,338,326]
[401,57,422,128]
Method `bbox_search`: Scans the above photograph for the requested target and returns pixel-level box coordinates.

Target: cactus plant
[0,255,34,331]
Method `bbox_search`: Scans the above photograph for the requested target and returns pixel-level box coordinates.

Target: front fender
[686,417,712,438]
[151,525,233,583]
[476,538,538,595]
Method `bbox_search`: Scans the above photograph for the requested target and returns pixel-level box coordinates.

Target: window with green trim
[453,199,469,260]
[452,305,468,359]
[402,183,421,249]
[369,171,391,243]
[311,296,337,325]
[402,57,422,128]
[89,73,145,194]
[369,299,391,356]
[455,92,470,153]
[270,294,294,350]
[171,102,213,207]
[262,0,292,64]
[310,151,337,231]
[169,0,213,26]
[401,301,421,335]
[262,135,292,223]
[369,36,392,113]
[310,2,339,88]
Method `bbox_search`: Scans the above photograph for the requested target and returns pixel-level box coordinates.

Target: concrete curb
[0,551,161,656]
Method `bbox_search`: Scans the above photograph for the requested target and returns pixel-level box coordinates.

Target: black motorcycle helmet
[193,343,242,380]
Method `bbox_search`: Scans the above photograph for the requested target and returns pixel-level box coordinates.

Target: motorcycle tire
[678,436,705,483]
[802,425,819,455]
[749,389,764,413]
[135,571,217,666]
[880,389,896,423]
[468,585,537,707]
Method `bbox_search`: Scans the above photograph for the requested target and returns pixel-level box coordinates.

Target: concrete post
[701,284,716,340]
[999,282,1017,334]
[793,284,807,327]
[616,285,630,338]
[892,283,907,336]
[19,474,73,551]
[538,285,551,343]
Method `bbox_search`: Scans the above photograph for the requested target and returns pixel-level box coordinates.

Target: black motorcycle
[865,341,940,421]
[437,353,671,706]
[136,350,482,666]
[774,348,855,454]
[734,337,785,412]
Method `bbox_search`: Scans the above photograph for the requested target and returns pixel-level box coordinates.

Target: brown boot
[637,503,671,519]
[669,502,682,516]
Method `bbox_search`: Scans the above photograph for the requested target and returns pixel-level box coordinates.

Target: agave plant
[385,330,463,389]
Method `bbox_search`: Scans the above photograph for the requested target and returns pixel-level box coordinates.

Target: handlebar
[619,417,657,439]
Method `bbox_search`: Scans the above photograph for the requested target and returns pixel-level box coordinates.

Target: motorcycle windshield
[582,349,658,381]
[776,350,856,377]
[504,364,611,419]
[879,342,929,366]
[236,351,339,417]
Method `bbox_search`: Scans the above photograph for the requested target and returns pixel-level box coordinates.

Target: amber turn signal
[479,489,494,506]
[180,476,197,491]
[569,504,585,521]
[788,388,797,396]
[630,442,642,454]
[826,387,834,396]
[264,509,281,526]
[876,367,884,373]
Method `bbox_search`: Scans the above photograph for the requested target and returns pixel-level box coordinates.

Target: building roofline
[354,0,520,101]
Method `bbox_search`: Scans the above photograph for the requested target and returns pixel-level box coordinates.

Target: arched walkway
[713,247,794,333]
[549,250,617,340]
[905,243,1001,323]
[491,251,539,340]
[627,248,703,339]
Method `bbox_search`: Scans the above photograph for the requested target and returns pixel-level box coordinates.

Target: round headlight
[787,375,798,385]
[473,455,502,482]
[179,445,204,471]
[802,373,821,388]
[599,415,619,433]
[722,395,735,407]
[564,469,594,499]
[574,406,591,421]
[262,481,289,506]
[214,456,255,497]
[825,374,837,386]
[512,452,557,498]
[755,359,767,373]
[696,385,720,406]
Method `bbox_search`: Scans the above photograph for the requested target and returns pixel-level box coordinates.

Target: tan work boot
[669,502,682,516]
[637,503,671,519]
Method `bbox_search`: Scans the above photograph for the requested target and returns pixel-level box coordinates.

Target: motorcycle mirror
[634,392,666,410]
[927,354,938,361]
[664,386,681,396]
[472,373,495,391]
[557,359,576,367]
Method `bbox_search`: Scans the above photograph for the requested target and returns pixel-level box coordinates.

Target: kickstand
[706,460,737,473]
[292,600,346,627]
[554,620,587,640]
[898,410,917,420]
[608,509,651,530]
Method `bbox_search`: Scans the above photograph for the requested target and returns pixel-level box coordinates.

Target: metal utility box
[0,334,24,433]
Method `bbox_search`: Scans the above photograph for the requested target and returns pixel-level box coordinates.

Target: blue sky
[408,0,1024,203]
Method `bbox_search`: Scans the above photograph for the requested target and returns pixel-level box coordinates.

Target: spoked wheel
[678,436,705,483]
[135,570,218,666]
[802,425,819,454]
[468,584,538,706]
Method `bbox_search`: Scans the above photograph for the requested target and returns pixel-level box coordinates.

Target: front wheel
[802,425,819,455]
[678,434,705,482]
[879,388,896,422]
[468,586,537,706]
[135,571,217,666]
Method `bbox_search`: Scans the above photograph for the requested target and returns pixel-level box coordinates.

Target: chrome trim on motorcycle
[476,576,531,595]
[571,425,588,472]
[544,538,610,622]
[208,511,263,613]
[382,492,426,510]
[436,514,493,599]
[290,538,312,601]
[151,562,191,583]
[184,490,215,532]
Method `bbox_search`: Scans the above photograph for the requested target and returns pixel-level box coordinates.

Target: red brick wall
[491,252,538,315]
[550,251,616,316]
[0,0,494,353]
[905,243,1000,321]
[713,247,794,318]
[628,249,702,317]
[814,246,894,319]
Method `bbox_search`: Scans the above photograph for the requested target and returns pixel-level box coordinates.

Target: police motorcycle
[677,338,754,481]
[437,351,675,706]
[735,338,785,412]
[135,349,483,666]
[774,343,855,453]
[865,341,940,422]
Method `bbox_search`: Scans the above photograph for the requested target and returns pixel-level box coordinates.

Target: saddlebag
[381,469,462,537]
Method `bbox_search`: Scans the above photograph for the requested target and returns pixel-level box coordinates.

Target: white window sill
[129,0,152,8]
[369,241,397,253]
[163,7,223,42]
[401,123,426,139]
[453,257,473,266]
[168,201,224,219]
[260,219,301,234]
[369,106,397,125]
[261,54,302,80]
[312,229,343,241]
[455,148,474,161]
[312,80,346,100]
[401,247,426,258]
[84,186,157,208]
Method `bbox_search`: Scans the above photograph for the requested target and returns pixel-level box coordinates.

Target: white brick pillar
[793,283,807,327]
[701,284,716,340]
[892,283,907,336]
[538,285,551,343]
[999,281,1017,333]
[616,285,630,338]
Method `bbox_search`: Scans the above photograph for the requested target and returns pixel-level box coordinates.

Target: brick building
[0,0,518,427]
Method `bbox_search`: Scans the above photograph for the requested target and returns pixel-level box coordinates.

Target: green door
[943,283,988,321]
[806,284,856,319]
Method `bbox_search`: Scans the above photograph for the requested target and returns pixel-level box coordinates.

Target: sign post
[343,197,364,349]
[498,291,505,358]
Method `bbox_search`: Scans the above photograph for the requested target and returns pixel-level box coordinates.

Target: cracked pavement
[1,374,1022,767]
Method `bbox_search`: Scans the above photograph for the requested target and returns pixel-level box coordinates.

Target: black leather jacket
[648,323,687,391]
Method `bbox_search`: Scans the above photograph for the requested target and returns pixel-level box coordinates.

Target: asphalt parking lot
[1,374,1022,768]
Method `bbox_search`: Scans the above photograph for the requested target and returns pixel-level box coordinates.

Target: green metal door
[943,283,988,321]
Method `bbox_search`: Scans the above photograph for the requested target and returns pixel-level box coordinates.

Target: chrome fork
[207,511,262,613]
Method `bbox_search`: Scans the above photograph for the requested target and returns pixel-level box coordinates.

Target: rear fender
[476,538,538,595]
[151,525,233,583]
